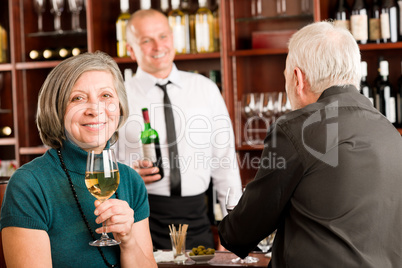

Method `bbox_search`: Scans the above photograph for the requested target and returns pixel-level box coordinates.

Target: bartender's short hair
[36,51,128,149]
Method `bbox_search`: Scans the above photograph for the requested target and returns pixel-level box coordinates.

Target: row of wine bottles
[28,47,86,61]
[116,0,220,57]
[334,0,402,44]
[360,59,402,127]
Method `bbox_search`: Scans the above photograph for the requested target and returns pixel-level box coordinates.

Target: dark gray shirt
[219,85,402,268]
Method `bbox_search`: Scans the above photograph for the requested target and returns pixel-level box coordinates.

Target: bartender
[115,9,242,249]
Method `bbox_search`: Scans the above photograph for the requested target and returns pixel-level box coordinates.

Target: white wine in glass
[85,149,120,246]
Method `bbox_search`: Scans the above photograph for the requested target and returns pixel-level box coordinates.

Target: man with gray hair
[218,21,402,267]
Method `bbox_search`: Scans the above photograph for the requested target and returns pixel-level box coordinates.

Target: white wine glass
[50,0,65,32]
[225,187,259,264]
[33,0,46,32]
[68,0,84,31]
[85,149,120,247]
[257,230,277,255]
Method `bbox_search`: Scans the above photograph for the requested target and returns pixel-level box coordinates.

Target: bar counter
[157,251,270,267]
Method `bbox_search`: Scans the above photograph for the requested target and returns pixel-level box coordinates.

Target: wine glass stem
[54,13,62,31]
[38,14,43,32]
[101,221,109,240]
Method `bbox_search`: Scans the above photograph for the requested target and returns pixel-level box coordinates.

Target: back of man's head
[287,21,361,94]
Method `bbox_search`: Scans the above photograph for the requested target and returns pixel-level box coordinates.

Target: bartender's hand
[133,160,162,184]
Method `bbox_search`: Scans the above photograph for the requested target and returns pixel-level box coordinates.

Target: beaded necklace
[57,150,119,268]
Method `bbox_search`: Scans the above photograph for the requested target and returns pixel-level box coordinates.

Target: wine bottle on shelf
[380,0,399,43]
[195,0,214,53]
[398,0,402,39]
[0,25,7,63]
[141,108,164,180]
[334,0,351,31]
[373,56,384,110]
[140,0,151,9]
[72,47,86,56]
[378,60,397,125]
[29,49,43,60]
[116,0,130,58]
[212,0,220,52]
[360,61,374,105]
[0,126,12,137]
[160,0,170,15]
[43,49,58,60]
[168,0,188,54]
[58,48,72,59]
[182,0,196,54]
[397,60,402,127]
[350,0,369,44]
[369,0,381,44]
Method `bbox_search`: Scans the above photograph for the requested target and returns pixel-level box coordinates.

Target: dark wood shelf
[0,63,12,71]
[236,13,314,23]
[19,146,48,155]
[230,48,288,57]
[16,61,59,70]
[359,42,402,51]
[0,138,16,146]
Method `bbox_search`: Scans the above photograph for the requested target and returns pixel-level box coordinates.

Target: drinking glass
[68,0,84,31]
[85,149,120,247]
[257,230,276,254]
[225,187,259,264]
[50,0,65,32]
[242,93,263,145]
[33,0,46,32]
[276,0,286,15]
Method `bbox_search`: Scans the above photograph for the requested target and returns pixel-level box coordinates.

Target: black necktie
[156,82,181,196]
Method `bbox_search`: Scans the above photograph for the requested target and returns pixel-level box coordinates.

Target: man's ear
[294,67,310,100]
[126,44,136,61]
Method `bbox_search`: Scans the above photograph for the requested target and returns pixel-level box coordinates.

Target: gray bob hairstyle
[36,51,129,149]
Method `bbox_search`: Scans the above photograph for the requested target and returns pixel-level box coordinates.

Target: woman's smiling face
[64,70,120,153]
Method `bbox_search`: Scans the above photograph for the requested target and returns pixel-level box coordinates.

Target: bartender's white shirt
[115,64,242,214]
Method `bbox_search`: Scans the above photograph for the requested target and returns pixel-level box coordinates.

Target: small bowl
[188,254,215,263]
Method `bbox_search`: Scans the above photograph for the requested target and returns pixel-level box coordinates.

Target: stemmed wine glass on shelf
[85,149,120,247]
[225,187,259,264]
[50,0,65,33]
[33,0,46,32]
[68,0,84,31]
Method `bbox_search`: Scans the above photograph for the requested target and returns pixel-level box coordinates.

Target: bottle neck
[144,121,151,130]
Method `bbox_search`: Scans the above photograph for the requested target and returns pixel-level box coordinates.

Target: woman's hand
[93,199,157,267]
[133,160,161,184]
[93,199,134,244]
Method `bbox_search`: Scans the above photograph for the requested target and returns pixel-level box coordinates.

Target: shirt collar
[134,64,182,91]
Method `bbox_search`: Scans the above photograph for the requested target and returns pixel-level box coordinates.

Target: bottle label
[195,14,211,52]
[170,16,186,53]
[384,86,396,123]
[369,18,381,40]
[142,143,157,163]
[381,13,391,39]
[351,14,368,41]
[334,20,350,31]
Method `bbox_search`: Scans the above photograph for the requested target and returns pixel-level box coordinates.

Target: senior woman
[0,51,157,267]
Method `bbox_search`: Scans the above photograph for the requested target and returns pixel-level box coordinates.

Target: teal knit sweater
[0,140,149,267]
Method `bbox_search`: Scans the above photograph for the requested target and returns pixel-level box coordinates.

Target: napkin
[154,250,174,263]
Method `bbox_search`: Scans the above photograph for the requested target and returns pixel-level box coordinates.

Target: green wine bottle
[141,108,164,180]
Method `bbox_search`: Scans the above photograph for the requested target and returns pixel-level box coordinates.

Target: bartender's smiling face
[127,11,175,79]
[64,71,120,153]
